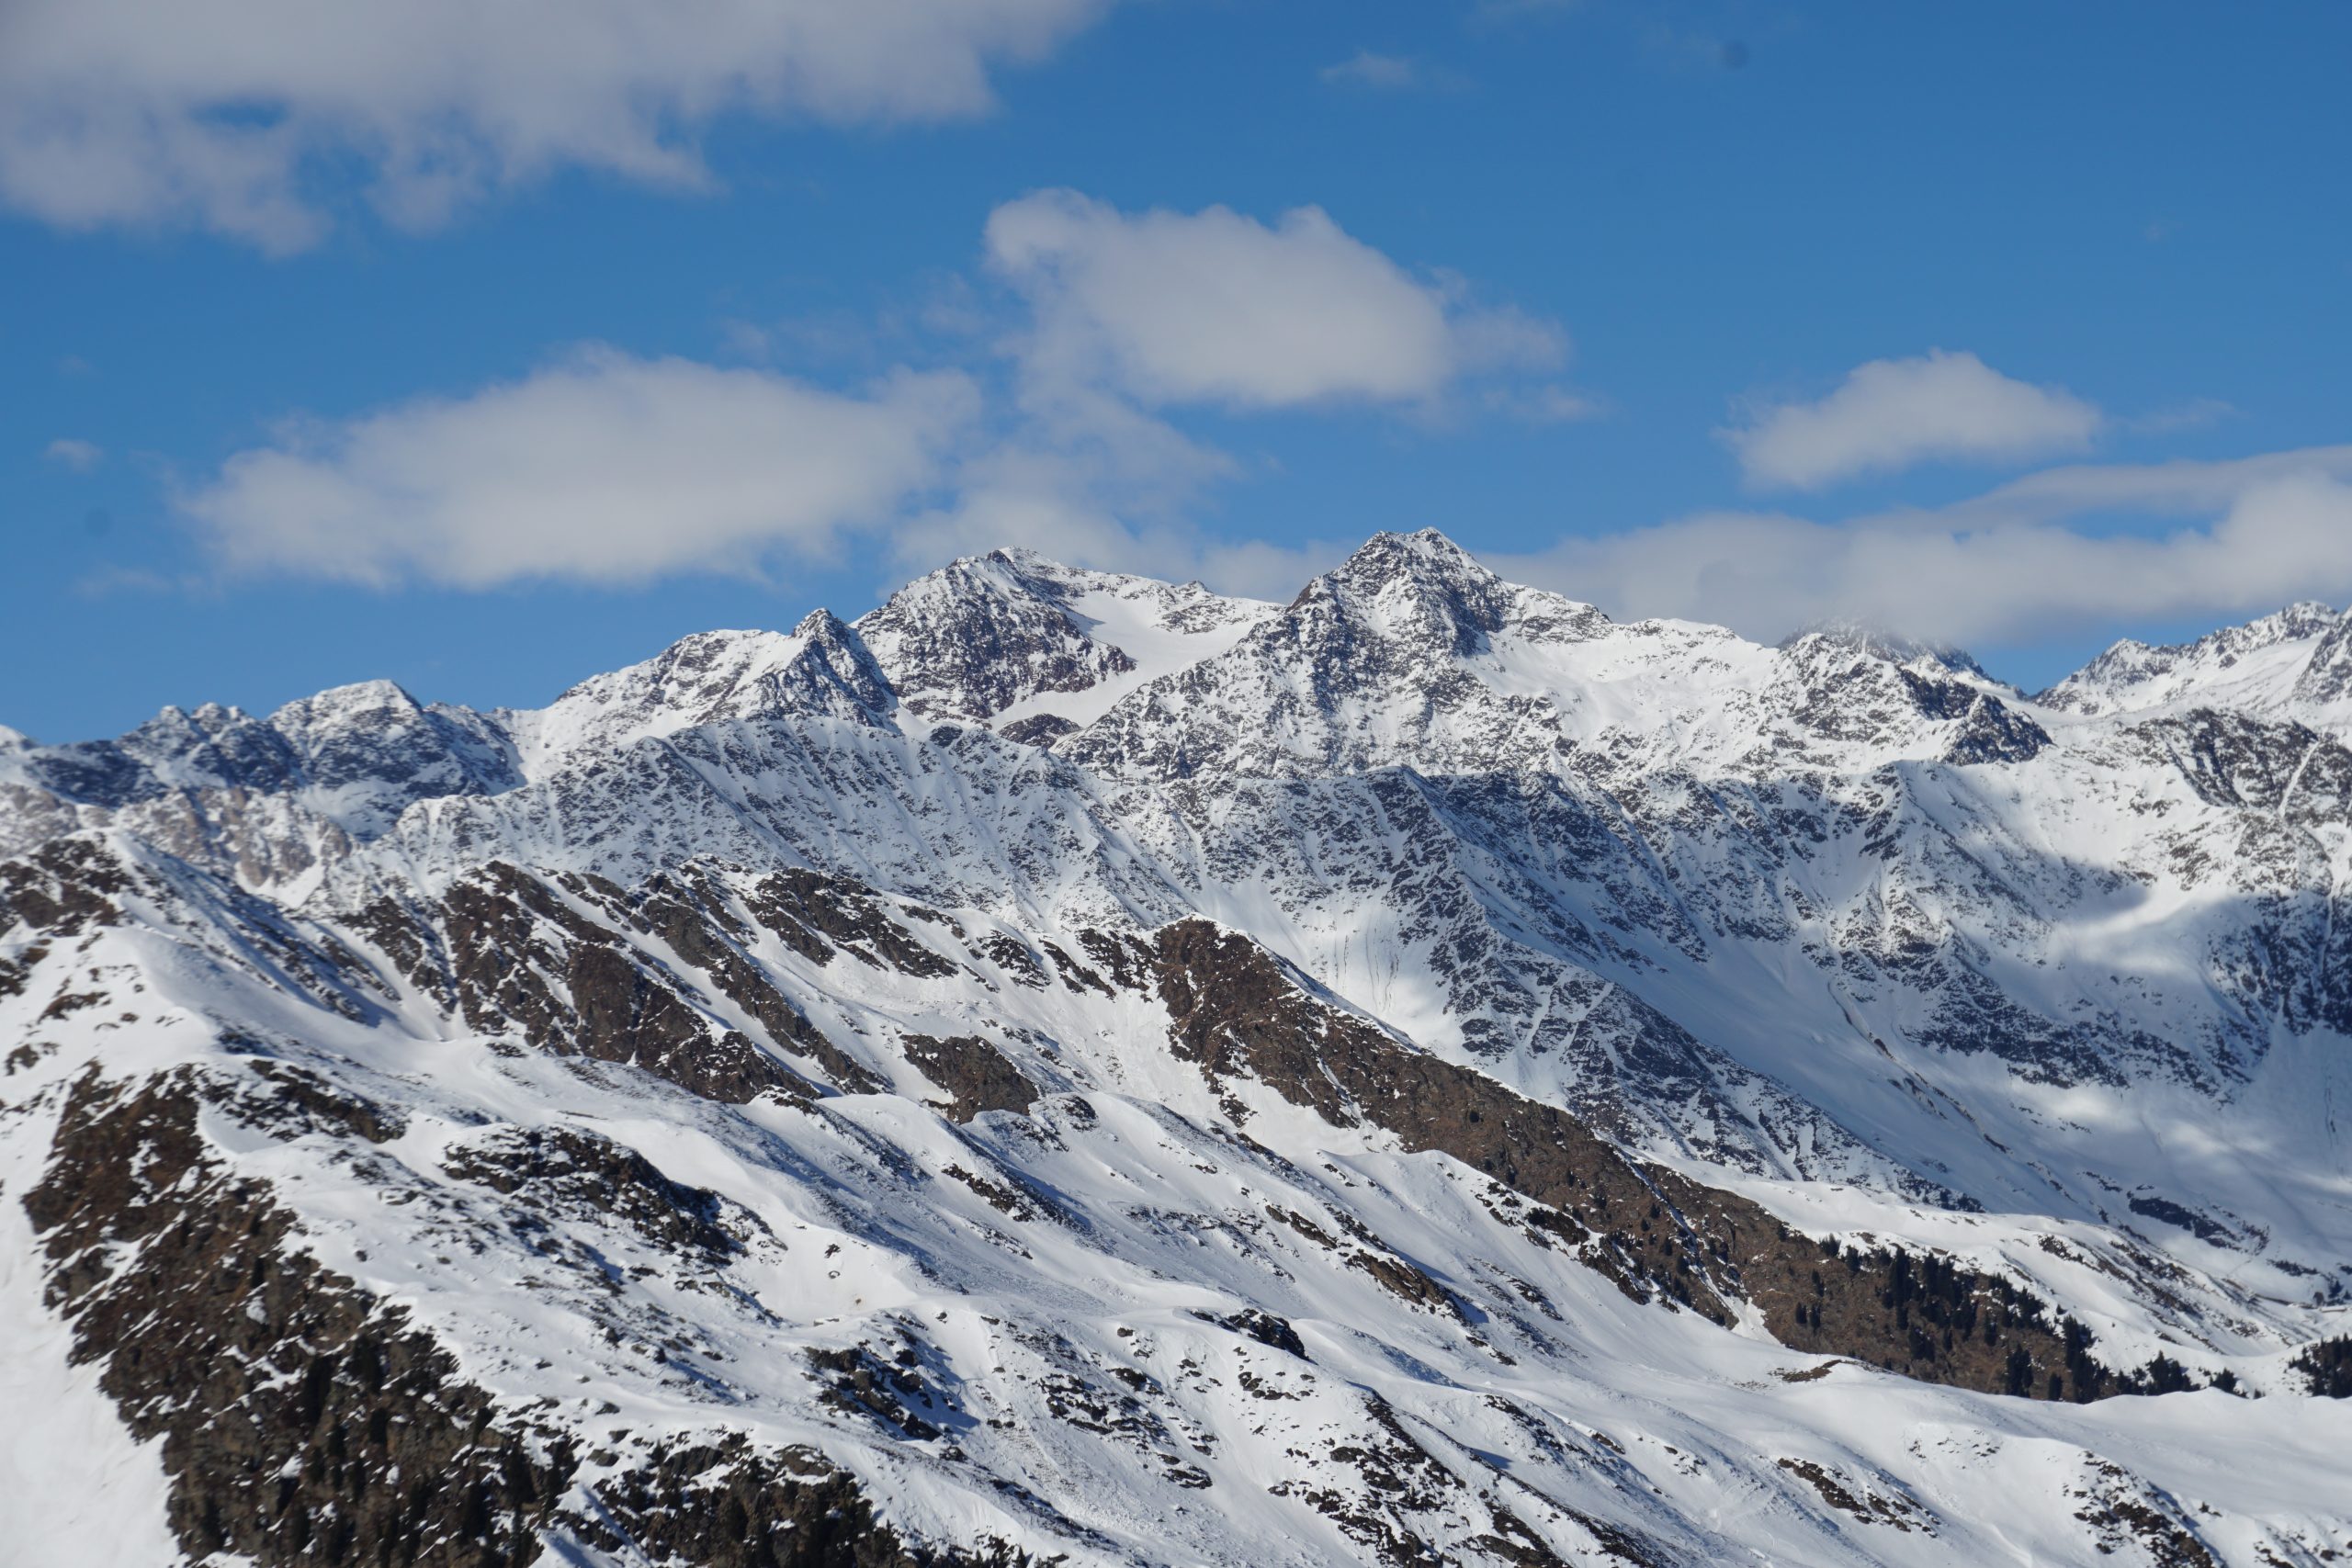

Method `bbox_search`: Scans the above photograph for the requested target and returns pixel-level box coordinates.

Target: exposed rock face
[1146,919,2107,1397]
[900,1033,1037,1122]
[434,862,815,1104]
[2292,619,2352,706]
[857,550,1142,725]
[24,1065,1057,1568]
[27,1067,577,1566]
[5,535,2349,1566]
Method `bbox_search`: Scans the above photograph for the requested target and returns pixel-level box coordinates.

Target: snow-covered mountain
[2040,600,2352,729]
[4,533,2349,1567]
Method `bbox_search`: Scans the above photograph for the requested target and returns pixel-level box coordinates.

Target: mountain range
[4,530,2348,1566]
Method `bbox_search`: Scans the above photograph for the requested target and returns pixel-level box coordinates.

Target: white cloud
[0,0,1109,250]
[178,348,978,588]
[1497,447,2352,649]
[984,189,1565,411]
[1724,349,2104,491]
[43,437,103,471]
[1929,445,2352,527]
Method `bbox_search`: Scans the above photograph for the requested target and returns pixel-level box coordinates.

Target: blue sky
[6,0,2350,742]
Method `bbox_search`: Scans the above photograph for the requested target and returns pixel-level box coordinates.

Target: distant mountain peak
[1778,619,1988,678]
[270,676,427,725]
[857,548,1275,730]
[1303,527,1517,654]
[2041,600,2345,716]
[1324,526,1493,587]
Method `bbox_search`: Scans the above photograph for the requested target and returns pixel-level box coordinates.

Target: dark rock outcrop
[899,1033,1037,1122]
[21,1066,1037,1568]
[1148,919,2104,1399]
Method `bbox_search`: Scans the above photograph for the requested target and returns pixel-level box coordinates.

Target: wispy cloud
[2120,398,2238,435]
[1317,51,1467,91]
[902,191,1578,591]
[1496,446,2352,649]
[42,437,104,472]
[1724,349,2104,491]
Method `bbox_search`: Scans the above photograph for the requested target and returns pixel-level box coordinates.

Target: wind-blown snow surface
[2,536,2349,1565]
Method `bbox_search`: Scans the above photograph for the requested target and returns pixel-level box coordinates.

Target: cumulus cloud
[1497,446,2352,649]
[0,0,1108,250]
[178,349,978,588]
[43,437,103,471]
[984,189,1566,411]
[1724,349,2105,491]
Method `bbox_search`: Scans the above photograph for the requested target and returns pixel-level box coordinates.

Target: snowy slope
[3,532,2348,1567]
[2040,601,2352,735]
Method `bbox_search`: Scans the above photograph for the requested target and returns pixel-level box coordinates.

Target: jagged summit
[2040,600,2346,716]
[1326,525,1490,577]
[1297,528,1522,655]
[517,618,899,772]
[1313,527,1515,610]
[855,546,1276,733]
[1777,618,1989,678]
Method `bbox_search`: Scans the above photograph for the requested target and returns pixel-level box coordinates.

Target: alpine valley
[5,530,2350,1567]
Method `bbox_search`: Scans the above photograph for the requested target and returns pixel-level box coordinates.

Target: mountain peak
[2273,600,2344,632]
[7,529,2351,1567]
[270,678,426,728]
[526,622,893,763]
[880,547,1081,619]
[788,606,862,644]
[984,544,1075,579]
[855,553,1121,724]
[1329,527,1489,583]
[2041,601,2345,716]
[855,547,1281,731]
[1303,528,1513,654]
[1779,619,1987,677]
